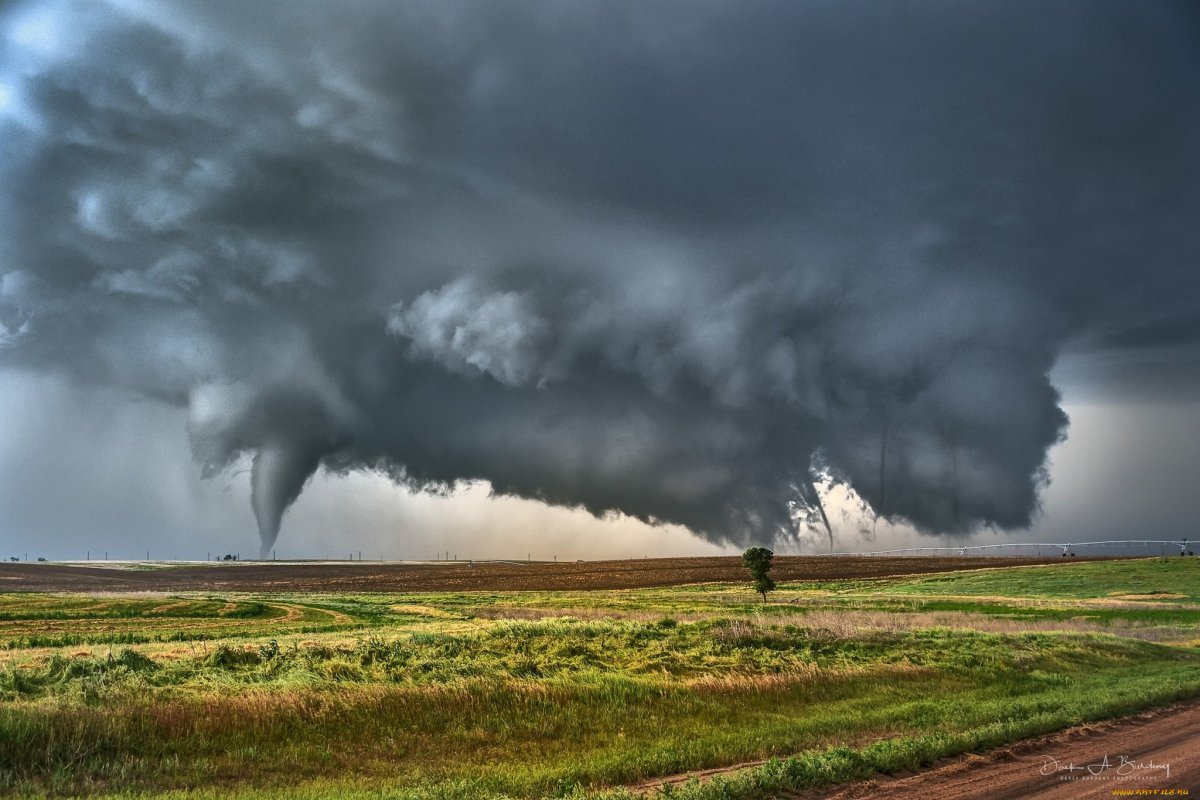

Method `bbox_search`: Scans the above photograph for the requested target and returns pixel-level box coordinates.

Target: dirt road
[807,701,1200,799]
[0,555,1106,593]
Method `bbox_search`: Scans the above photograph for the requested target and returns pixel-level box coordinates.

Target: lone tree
[742,547,776,603]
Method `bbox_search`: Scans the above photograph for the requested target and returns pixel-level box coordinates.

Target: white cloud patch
[389,279,549,387]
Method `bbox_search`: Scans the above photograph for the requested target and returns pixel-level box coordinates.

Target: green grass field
[2,558,1199,798]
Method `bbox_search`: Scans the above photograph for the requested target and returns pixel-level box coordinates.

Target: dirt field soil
[805,700,1200,798]
[0,555,1110,592]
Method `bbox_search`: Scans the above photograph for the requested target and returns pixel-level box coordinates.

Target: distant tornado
[250,440,326,558]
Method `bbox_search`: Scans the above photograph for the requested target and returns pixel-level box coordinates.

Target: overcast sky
[1,1,1197,560]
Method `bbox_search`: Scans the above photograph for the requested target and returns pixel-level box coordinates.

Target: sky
[0,1,1198,561]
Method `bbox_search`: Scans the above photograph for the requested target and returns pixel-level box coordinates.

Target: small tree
[742,547,775,603]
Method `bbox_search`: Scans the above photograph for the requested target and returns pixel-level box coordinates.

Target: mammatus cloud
[1,1,1196,555]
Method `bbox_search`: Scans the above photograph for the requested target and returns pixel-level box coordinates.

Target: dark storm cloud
[1,0,1197,554]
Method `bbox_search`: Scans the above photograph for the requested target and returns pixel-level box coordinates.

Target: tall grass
[1,560,1199,797]
[2,626,1197,796]
[14,659,1196,799]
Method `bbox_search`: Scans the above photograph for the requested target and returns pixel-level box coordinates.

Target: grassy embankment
[1,557,1198,798]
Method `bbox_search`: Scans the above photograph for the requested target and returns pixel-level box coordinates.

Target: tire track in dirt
[803,700,1200,798]
[149,600,192,614]
[262,602,354,625]
[634,700,1200,798]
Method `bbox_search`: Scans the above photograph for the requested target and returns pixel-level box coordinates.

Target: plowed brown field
[0,555,1115,593]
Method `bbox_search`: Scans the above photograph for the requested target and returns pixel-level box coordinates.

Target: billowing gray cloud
[1,0,1196,555]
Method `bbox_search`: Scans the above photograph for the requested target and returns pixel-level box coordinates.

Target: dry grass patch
[390,604,463,619]
[714,609,1196,643]
[472,606,711,623]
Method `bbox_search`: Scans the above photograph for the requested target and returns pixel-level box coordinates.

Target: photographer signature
[1040,754,1171,779]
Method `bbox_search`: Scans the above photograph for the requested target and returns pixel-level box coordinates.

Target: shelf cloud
[1,1,1197,554]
